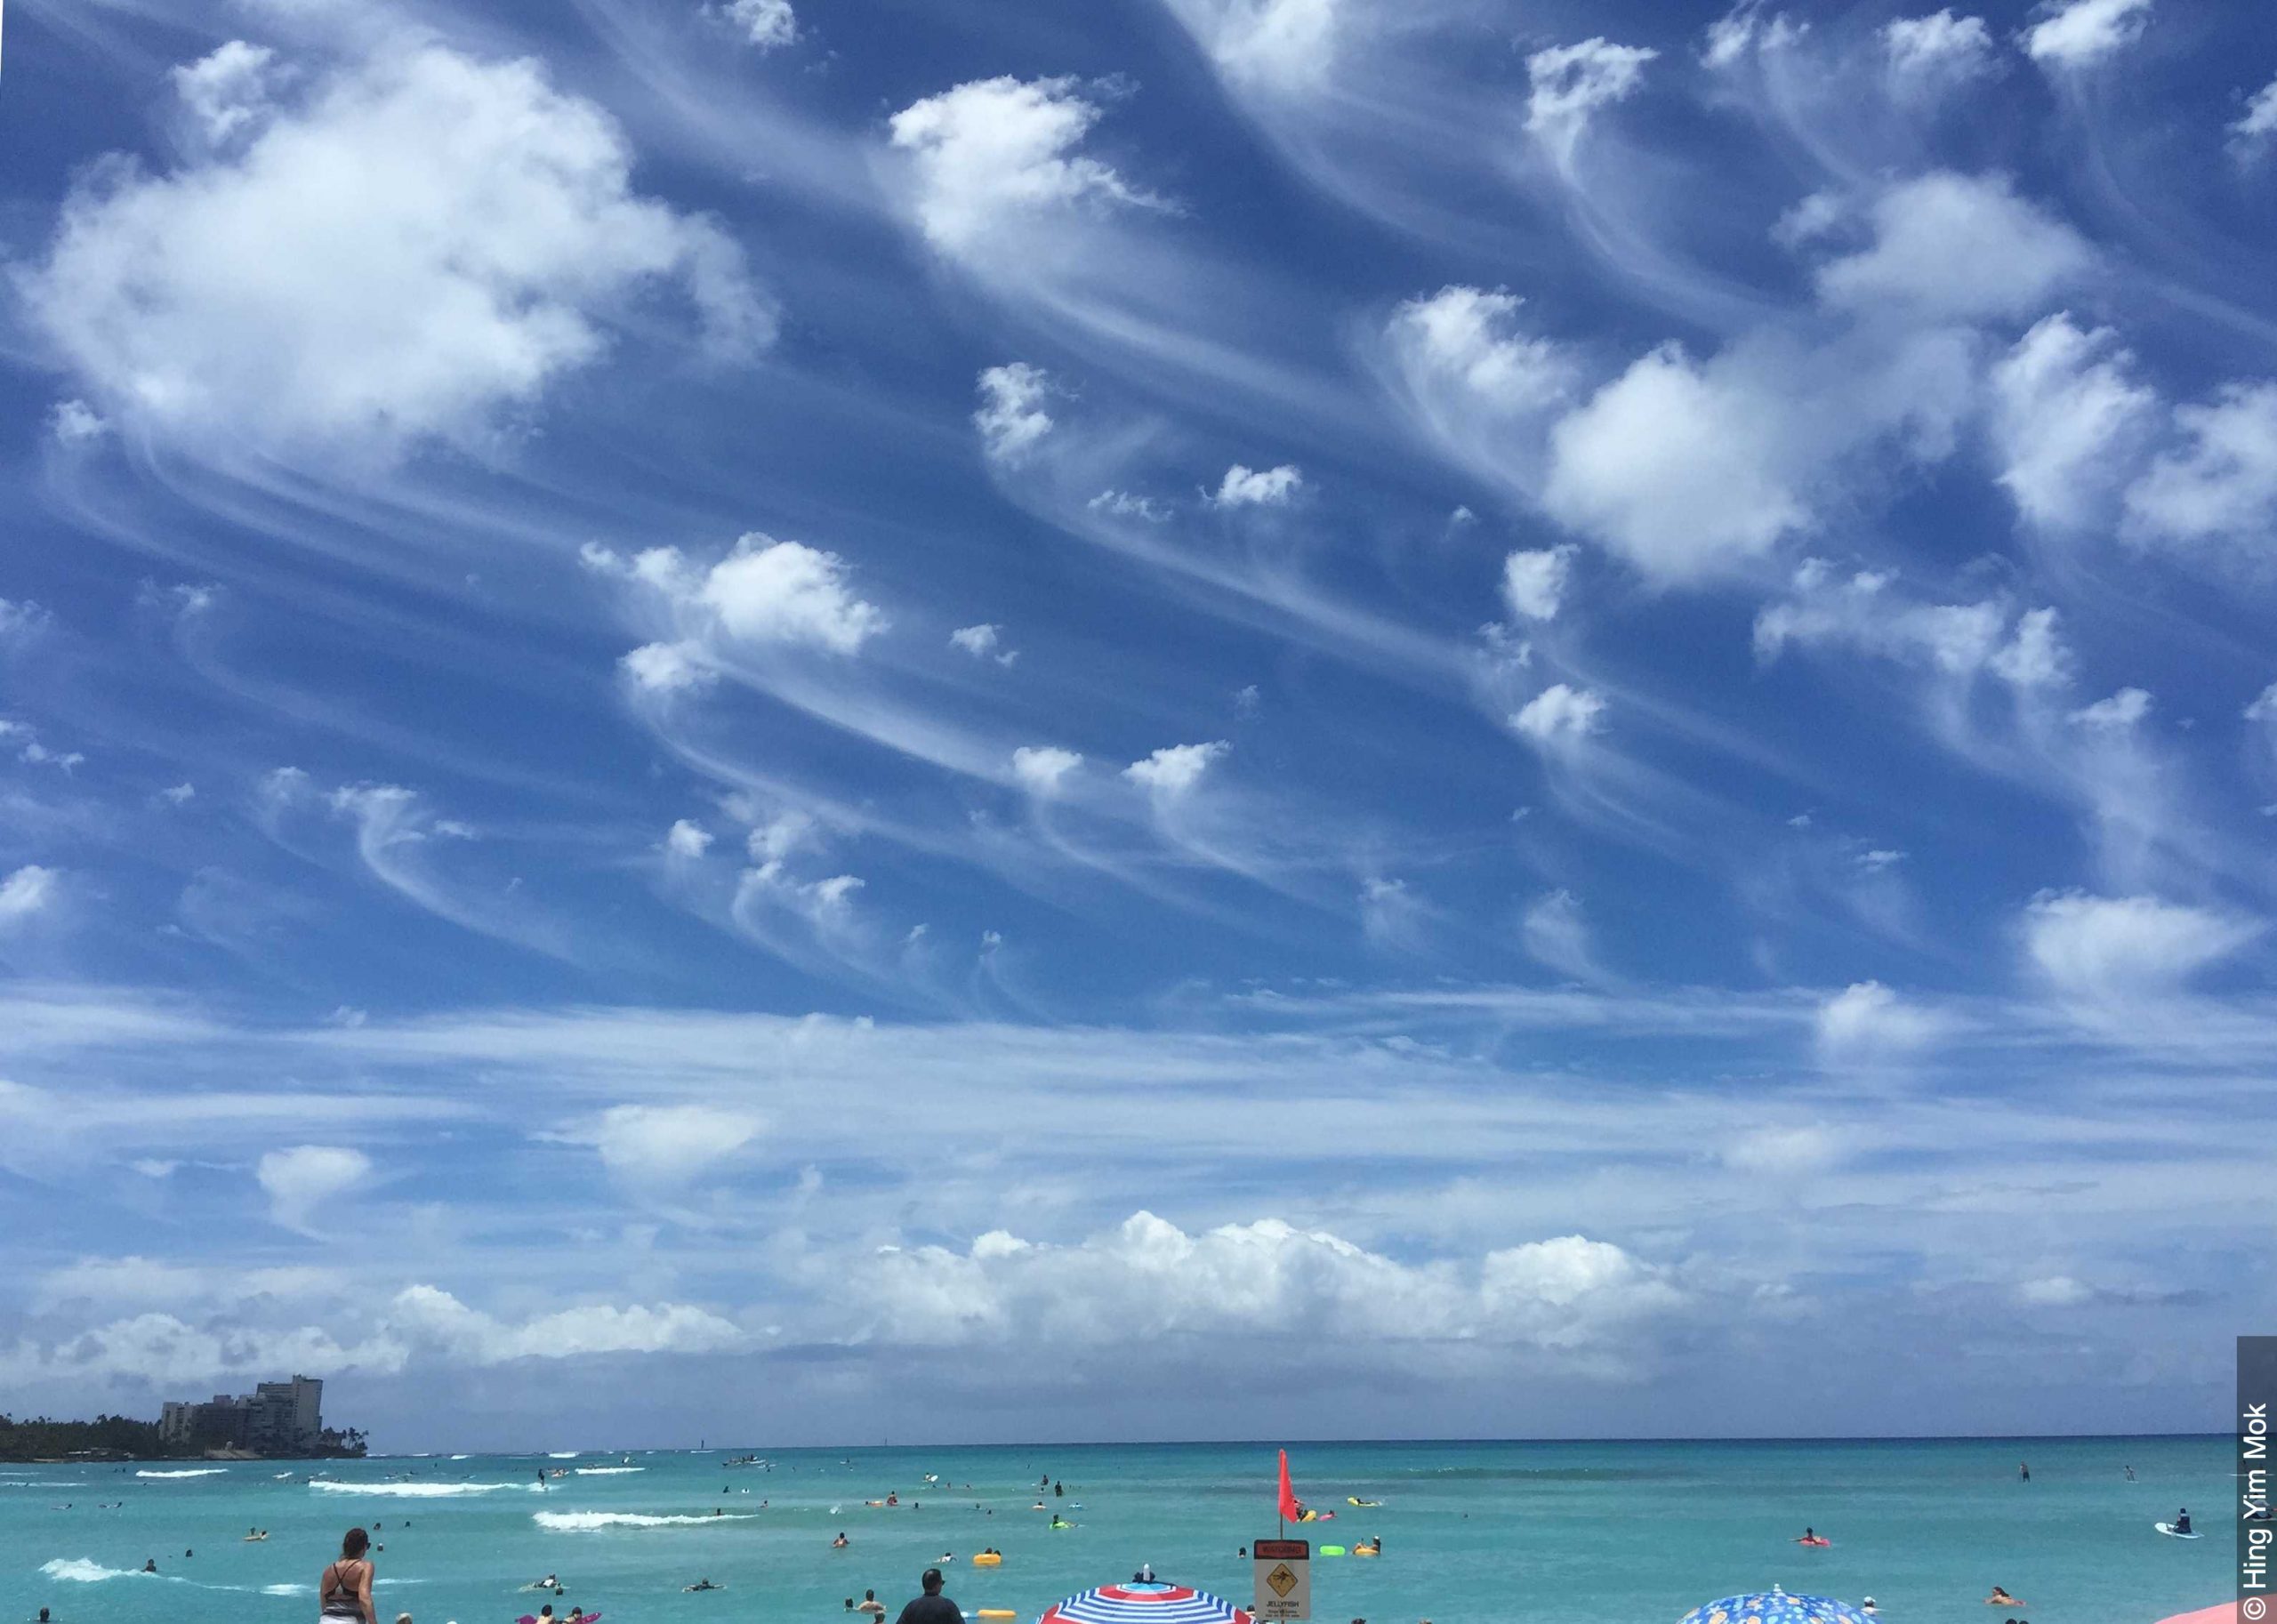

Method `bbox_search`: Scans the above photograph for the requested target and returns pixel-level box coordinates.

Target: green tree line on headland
[0,1412,368,1461]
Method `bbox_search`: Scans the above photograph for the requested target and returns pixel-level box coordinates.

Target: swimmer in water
[1985,1586,2024,1607]
[833,1533,849,1548]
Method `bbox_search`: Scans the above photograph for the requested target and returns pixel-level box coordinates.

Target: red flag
[1276,1449,1300,1524]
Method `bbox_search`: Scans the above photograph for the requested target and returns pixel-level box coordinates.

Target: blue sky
[1,0,2273,1450]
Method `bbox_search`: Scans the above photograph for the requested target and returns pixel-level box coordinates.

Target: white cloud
[720,0,797,49]
[171,41,280,146]
[1525,39,1658,165]
[2234,77,2277,156]
[1815,173,2090,320]
[2023,0,2152,71]
[1387,287,1573,418]
[1989,606,2072,687]
[1162,0,1341,93]
[0,600,52,642]
[1011,745,1083,798]
[49,398,109,446]
[888,76,1158,258]
[2123,383,2277,550]
[2069,687,2152,730]
[21,42,769,459]
[561,1103,762,1188]
[692,538,887,655]
[1358,876,1427,952]
[621,641,713,694]
[2023,892,2263,1001]
[2246,683,2277,725]
[1501,546,1576,622]
[854,1210,1685,1362]
[1702,3,1806,69]
[388,1284,744,1363]
[1124,740,1230,798]
[1817,981,1942,1058]
[159,782,197,807]
[1089,489,1171,521]
[1210,463,1304,506]
[256,1145,372,1229]
[0,865,60,927]
[1510,683,1606,742]
[2016,1274,2092,1307]
[1990,315,2159,530]
[1881,11,2000,98]
[664,819,714,859]
[1521,888,1605,984]
[1543,344,1806,582]
[950,623,1016,664]
[974,363,1055,463]
[1721,1123,1843,1175]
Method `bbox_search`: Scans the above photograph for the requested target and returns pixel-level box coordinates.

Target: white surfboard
[2155,1522,2201,1539]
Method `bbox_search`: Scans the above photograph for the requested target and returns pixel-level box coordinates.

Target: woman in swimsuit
[319,1527,375,1624]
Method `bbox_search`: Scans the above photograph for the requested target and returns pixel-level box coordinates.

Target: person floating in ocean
[833,1533,849,1548]
[887,1492,899,1507]
[319,1527,375,1624]
[1861,1601,1877,1615]
[1985,1585,2024,1607]
[2175,1507,2193,1535]
[2019,1461,2030,1482]
[685,1578,721,1592]
[1054,1481,1064,1497]
[2124,1465,2136,1480]
[858,1590,886,1615]
[1050,1513,1068,1529]
[893,1567,961,1624]
[1355,1537,1381,1556]
[1133,1563,1155,1583]
[142,1559,157,1572]
[1794,1528,1828,1547]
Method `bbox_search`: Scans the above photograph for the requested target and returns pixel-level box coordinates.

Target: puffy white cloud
[559,1103,762,1187]
[888,76,1158,258]
[256,1144,372,1228]
[1510,683,1605,742]
[950,623,1016,664]
[1990,315,2159,530]
[621,641,713,694]
[388,1284,744,1363]
[1124,740,1230,798]
[974,362,1055,463]
[2234,77,2277,156]
[21,42,769,459]
[1525,39,1658,165]
[664,819,714,859]
[1989,606,2072,687]
[48,398,109,446]
[1011,745,1083,797]
[1753,567,2072,688]
[2069,687,2152,730]
[2247,683,2277,725]
[704,541,887,655]
[1817,981,1943,1058]
[2023,892,2263,1001]
[1815,173,2090,320]
[1543,344,1806,582]
[1882,10,2000,97]
[2123,383,2277,550]
[1211,463,1305,506]
[1387,287,1572,418]
[1162,0,1340,93]
[0,865,60,927]
[853,1211,1686,1362]
[1501,546,1576,622]
[171,40,279,145]
[2023,0,2152,71]
[720,0,797,49]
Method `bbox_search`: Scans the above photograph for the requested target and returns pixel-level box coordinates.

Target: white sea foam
[263,1583,312,1596]
[548,1451,581,1459]
[574,1466,646,1475]
[534,1510,760,1532]
[135,1467,227,1478]
[310,1479,539,1497]
[43,1559,154,1582]
[450,1453,471,1460]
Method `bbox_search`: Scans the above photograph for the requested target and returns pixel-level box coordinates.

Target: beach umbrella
[1679,1588,1871,1624]
[1039,1580,1253,1624]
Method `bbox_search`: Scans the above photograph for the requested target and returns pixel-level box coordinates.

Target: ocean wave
[534,1510,760,1532]
[311,1479,539,1497]
[262,1584,312,1596]
[135,1467,228,1479]
[450,1453,471,1460]
[574,1466,646,1475]
[43,1559,159,1583]
[548,1451,581,1459]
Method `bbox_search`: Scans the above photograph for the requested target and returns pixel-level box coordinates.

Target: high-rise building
[157,1376,325,1454]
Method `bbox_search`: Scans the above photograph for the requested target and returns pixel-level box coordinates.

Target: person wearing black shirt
[894,1569,961,1624]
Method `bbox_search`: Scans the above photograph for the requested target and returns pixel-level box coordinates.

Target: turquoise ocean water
[4,1436,2234,1624]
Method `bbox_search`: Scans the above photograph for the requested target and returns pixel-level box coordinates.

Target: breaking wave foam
[44,1560,157,1583]
[534,1510,760,1532]
[574,1466,645,1475]
[311,1479,539,1498]
[135,1467,227,1479]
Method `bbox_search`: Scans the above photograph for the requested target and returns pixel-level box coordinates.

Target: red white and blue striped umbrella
[1038,1581,1252,1624]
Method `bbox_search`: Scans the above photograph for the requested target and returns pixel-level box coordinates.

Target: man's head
[922,1569,945,1594]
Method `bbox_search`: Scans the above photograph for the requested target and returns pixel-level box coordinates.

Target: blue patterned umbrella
[1039,1581,1252,1624]
[1679,1588,1871,1624]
